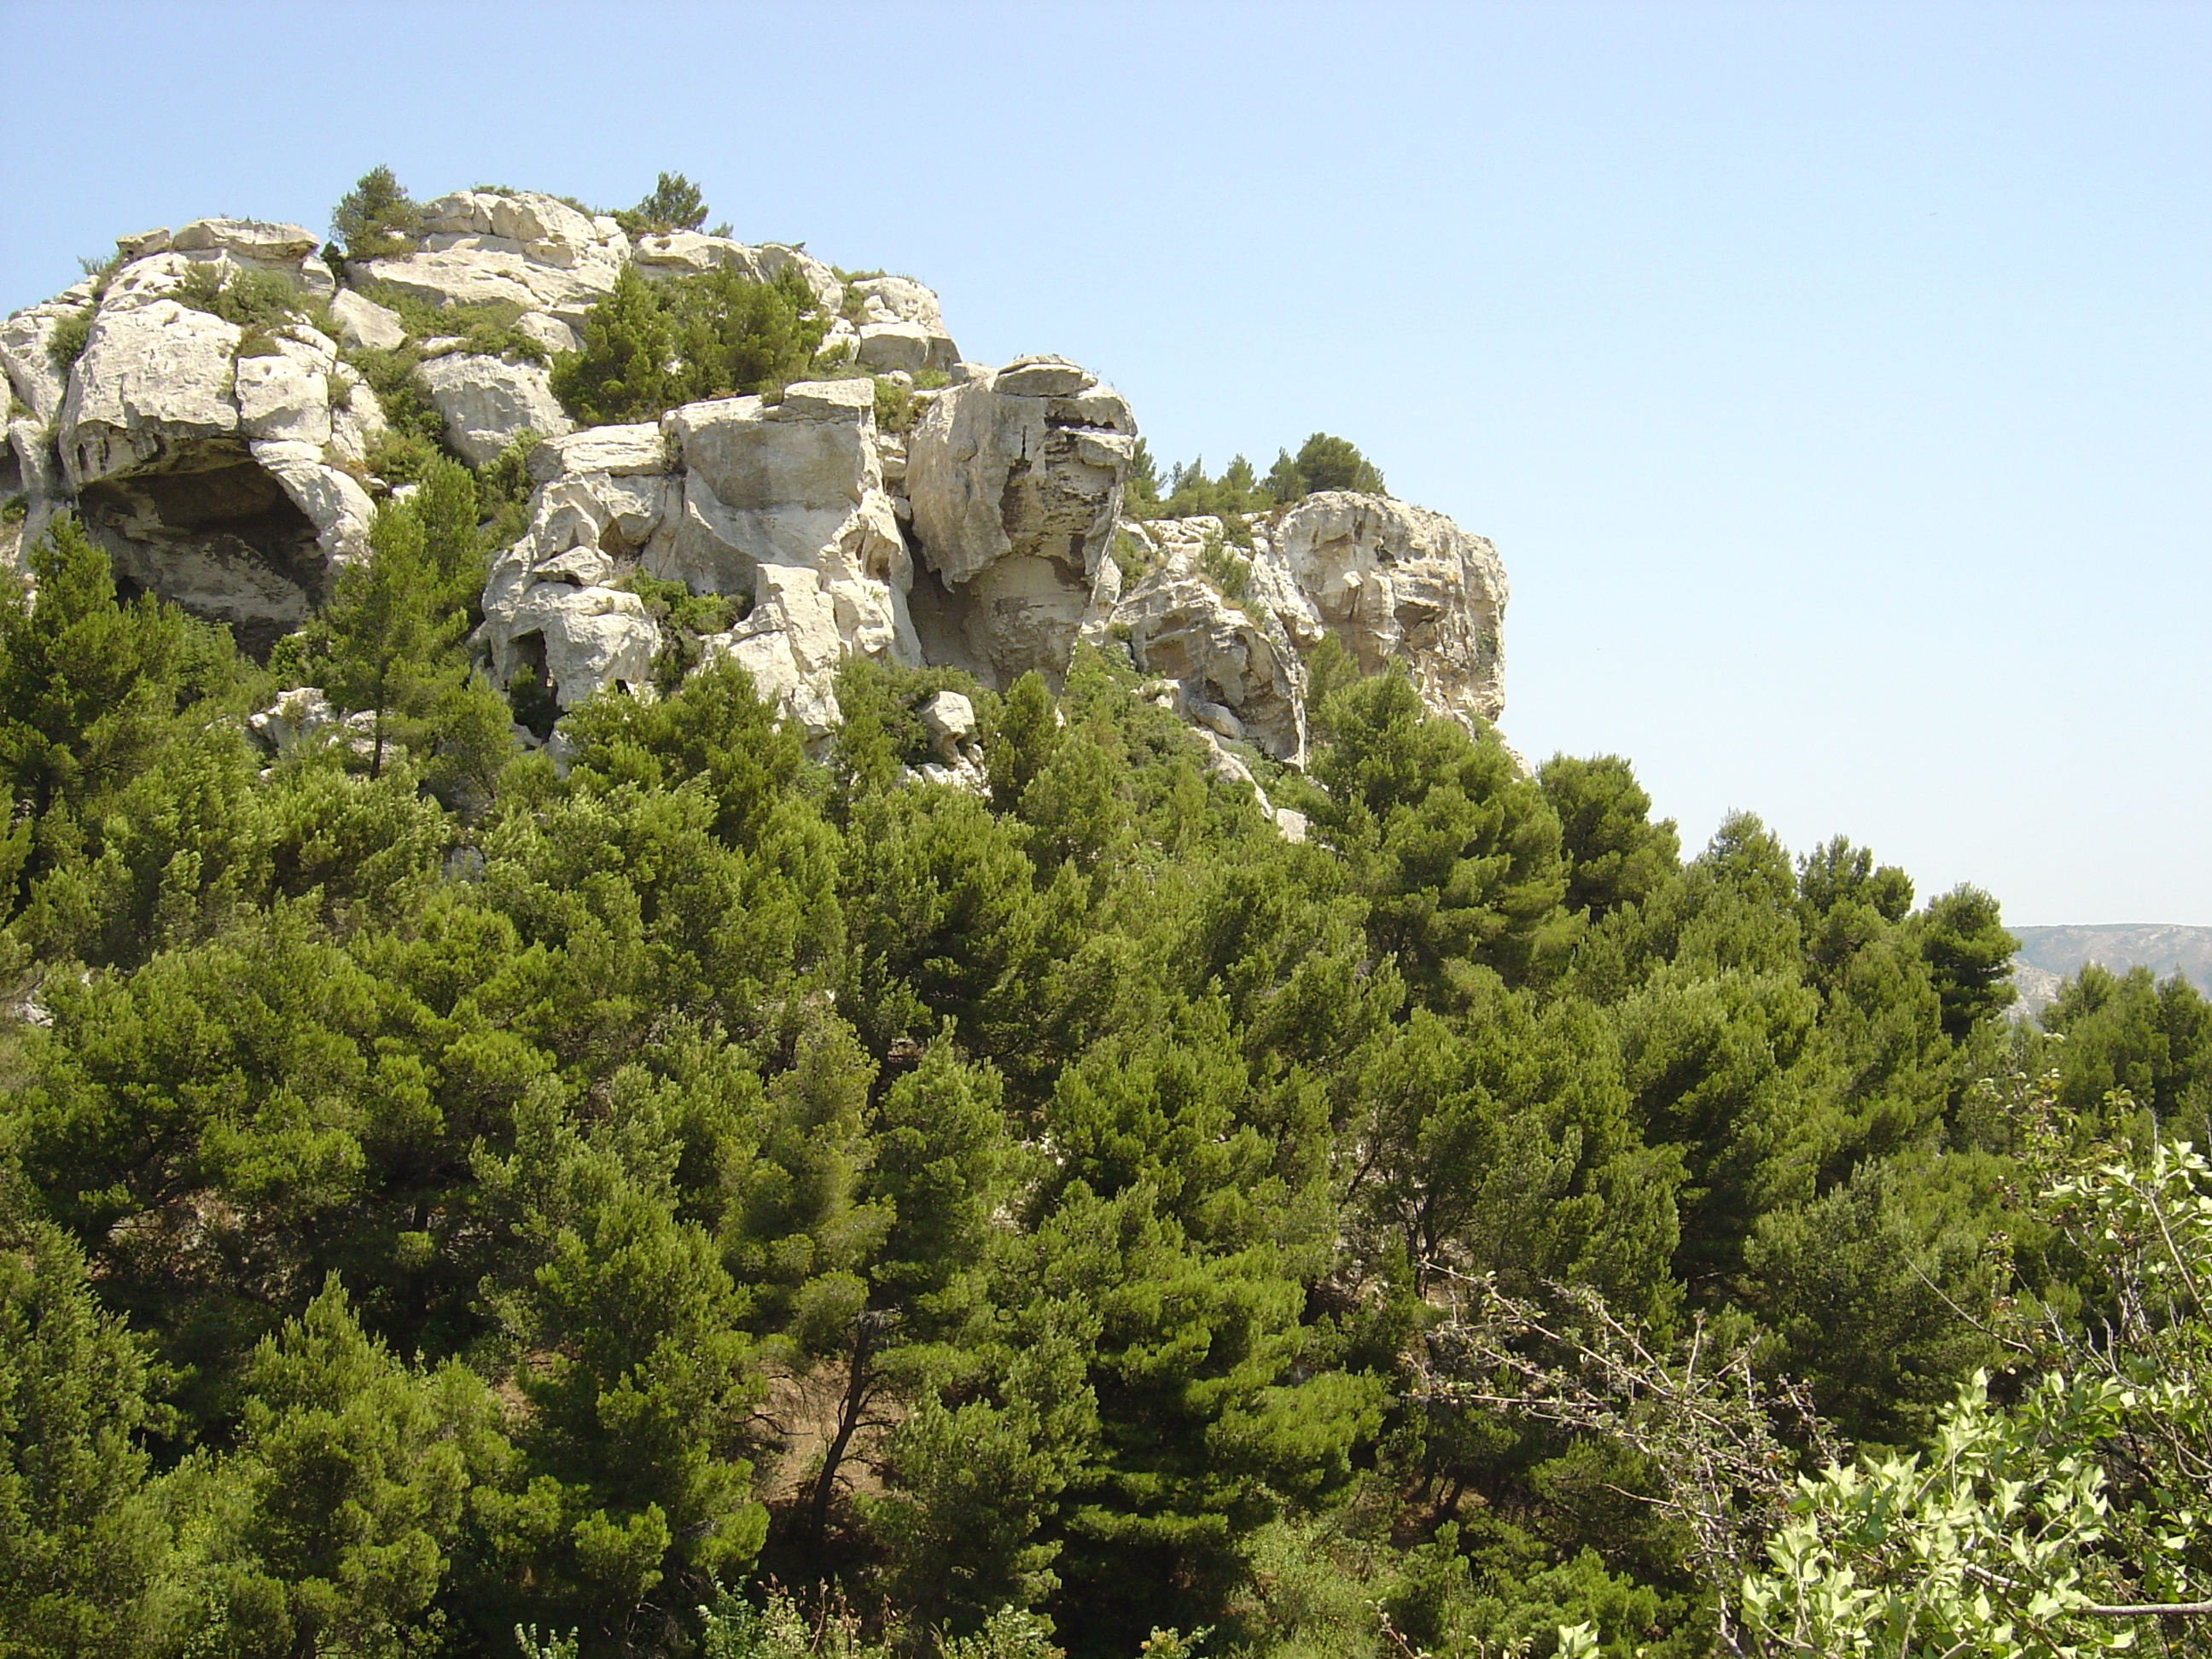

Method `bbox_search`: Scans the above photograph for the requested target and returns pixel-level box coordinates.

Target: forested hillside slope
[3,171,2210,1659]
[2011,924,2212,1019]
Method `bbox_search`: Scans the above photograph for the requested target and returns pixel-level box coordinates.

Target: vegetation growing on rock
[550,264,830,425]
[330,163,425,261]
[1126,432,1388,523]
[5,169,2211,1659]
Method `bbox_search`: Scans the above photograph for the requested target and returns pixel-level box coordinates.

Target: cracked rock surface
[5,186,1511,771]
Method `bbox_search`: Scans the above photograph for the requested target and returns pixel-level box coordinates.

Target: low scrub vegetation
[1126,431,1388,521]
[550,262,829,424]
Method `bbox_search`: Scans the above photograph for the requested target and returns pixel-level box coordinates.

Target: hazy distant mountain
[2009,923,2212,1021]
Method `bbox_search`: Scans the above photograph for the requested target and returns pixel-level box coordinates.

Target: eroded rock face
[477,377,912,731]
[1271,492,1506,726]
[7,189,1511,772]
[1097,497,1507,762]
[44,285,375,651]
[905,355,1136,686]
[1096,517,1307,760]
[0,209,392,645]
[1,298,83,424]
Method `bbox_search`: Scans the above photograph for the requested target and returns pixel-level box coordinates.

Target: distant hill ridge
[2010,923,2212,1018]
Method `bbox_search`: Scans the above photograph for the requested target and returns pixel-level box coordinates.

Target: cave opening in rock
[75,446,324,659]
[904,557,993,686]
[505,631,561,740]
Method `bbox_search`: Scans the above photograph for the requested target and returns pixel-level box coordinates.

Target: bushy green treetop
[329,165,422,261]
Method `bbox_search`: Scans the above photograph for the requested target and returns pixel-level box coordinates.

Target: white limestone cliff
[3,184,1511,770]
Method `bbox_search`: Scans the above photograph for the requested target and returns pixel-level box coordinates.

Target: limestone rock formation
[904,355,1137,687]
[478,376,909,731]
[328,288,406,352]
[1090,497,1506,764]
[18,230,381,648]
[416,350,570,465]
[1272,492,1507,726]
[353,190,629,323]
[3,181,1514,785]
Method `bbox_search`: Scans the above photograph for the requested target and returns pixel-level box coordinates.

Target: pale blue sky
[3,1,2205,924]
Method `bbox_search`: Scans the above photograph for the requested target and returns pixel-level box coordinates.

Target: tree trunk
[806,1310,882,1561]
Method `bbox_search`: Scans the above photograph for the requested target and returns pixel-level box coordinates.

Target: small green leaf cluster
[874,375,918,434]
[1196,531,1252,601]
[44,305,93,372]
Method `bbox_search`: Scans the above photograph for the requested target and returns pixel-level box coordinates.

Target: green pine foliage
[1130,434,1388,522]
[330,165,423,261]
[0,502,2205,1656]
[614,172,711,239]
[550,264,830,426]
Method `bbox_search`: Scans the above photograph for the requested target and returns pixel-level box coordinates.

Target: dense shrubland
[3,500,2208,1659]
[4,161,2209,1658]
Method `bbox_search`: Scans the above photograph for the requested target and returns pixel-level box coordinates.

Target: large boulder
[355,190,630,323]
[848,275,958,373]
[417,352,572,465]
[478,377,912,731]
[233,330,338,445]
[527,422,671,483]
[35,293,374,651]
[327,288,406,352]
[904,355,1134,685]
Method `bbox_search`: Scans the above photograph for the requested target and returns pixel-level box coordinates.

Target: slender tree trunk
[806,1310,882,1561]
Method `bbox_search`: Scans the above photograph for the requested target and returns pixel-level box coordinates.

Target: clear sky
[3,0,2204,926]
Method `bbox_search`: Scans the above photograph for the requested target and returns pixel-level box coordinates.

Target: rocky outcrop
[477,377,911,731]
[904,355,1136,687]
[1272,492,1506,726]
[1,296,84,424]
[6,184,1513,777]
[1093,496,1506,764]
[36,258,379,649]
